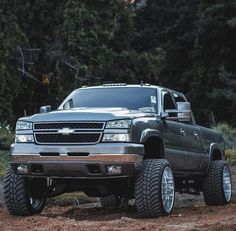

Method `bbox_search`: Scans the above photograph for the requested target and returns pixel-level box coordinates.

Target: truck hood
[20,108,156,122]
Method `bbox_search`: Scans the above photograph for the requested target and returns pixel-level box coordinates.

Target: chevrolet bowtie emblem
[57,128,75,135]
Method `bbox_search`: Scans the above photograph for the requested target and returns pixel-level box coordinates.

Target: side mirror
[176,102,191,122]
[163,102,192,122]
[40,105,51,113]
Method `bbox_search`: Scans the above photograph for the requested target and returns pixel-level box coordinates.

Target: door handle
[194,131,199,137]
[180,128,185,135]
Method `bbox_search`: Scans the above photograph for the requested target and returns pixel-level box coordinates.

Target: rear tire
[99,195,128,208]
[3,166,46,215]
[203,160,232,205]
[99,195,120,208]
[135,159,175,218]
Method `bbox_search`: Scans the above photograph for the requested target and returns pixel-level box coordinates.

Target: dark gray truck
[4,84,232,218]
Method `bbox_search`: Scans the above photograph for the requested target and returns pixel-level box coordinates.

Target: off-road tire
[203,160,232,205]
[100,195,129,208]
[3,165,46,215]
[135,159,175,218]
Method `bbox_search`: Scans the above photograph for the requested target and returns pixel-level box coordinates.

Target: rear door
[181,124,203,171]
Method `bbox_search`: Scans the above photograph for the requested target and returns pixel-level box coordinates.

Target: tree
[0,2,27,124]
[133,0,236,126]
[189,1,236,125]
[61,0,165,86]
[1,0,236,127]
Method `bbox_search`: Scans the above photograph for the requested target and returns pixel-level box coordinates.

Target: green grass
[0,150,10,176]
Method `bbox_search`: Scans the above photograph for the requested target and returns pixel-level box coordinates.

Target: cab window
[163,92,176,110]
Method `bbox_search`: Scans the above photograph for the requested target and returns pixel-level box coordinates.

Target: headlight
[16,121,32,130]
[15,135,34,143]
[106,120,131,129]
[102,134,131,142]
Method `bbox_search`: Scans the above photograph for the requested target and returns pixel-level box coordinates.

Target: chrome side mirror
[176,102,191,122]
[164,102,192,122]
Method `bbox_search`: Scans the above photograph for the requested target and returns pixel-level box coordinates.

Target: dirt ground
[1,199,236,231]
[0,166,236,231]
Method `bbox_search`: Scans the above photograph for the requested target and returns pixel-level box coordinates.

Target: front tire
[135,159,175,218]
[3,166,46,215]
[203,160,232,205]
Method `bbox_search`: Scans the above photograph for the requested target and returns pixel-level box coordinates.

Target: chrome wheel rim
[29,197,44,209]
[161,166,175,213]
[223,166,232,202]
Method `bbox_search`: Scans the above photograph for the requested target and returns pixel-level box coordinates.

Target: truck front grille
[35,133,101,144]
[33,122,105,144]
[34,122,104,130]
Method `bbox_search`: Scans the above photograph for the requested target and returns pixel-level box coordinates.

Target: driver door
[162,90,186,172]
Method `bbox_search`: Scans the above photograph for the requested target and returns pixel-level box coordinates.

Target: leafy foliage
[225,149,236,164]
[0,125,14,150]
[0,2,28,123]
[0,0,236,128]
[212,122,236,149]
[0,150,10,176]
[134,0,236,126]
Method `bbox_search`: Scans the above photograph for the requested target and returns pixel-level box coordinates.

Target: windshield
[60,87,158,113]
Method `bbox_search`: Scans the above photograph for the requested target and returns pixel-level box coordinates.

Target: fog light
[107,165,122,175]
[17,164,28,174]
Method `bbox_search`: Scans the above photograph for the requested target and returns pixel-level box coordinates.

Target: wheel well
[211,149,222,160]
[143,136,164,159]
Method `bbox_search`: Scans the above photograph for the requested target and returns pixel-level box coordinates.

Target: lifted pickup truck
[4,84,232,217]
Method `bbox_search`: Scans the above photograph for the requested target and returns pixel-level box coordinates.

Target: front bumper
[10,143,144,178]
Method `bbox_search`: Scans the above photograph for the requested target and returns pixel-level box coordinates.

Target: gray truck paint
[11,85,224,178]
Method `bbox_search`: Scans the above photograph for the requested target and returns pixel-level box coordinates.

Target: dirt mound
[1,202,236,231]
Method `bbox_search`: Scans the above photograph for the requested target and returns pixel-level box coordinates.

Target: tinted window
[62,87,158,113]
[173,93,186,103]
[163,92,176,110]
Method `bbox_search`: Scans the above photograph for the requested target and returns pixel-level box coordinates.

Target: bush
[212,123,236,164]
[0,150,10,176]
[225,149,236,164]
[212,122,236,149]
[0,124,14,150]
[212,123,235,135]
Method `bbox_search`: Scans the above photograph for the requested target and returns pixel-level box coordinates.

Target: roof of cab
[77,83,184,96]
[78,83,163,90]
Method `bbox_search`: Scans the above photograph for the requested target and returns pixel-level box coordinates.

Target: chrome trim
[223,165,232,202]
[161,166,175,213]
[11,153,143,163]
